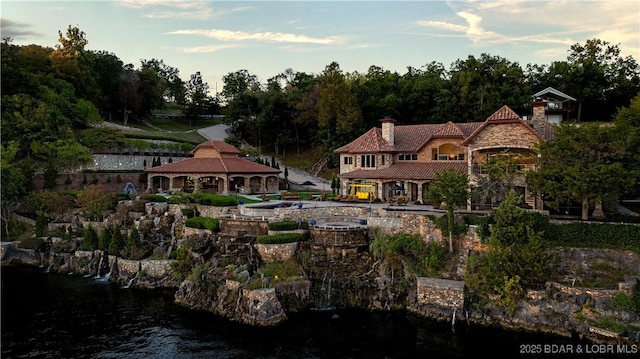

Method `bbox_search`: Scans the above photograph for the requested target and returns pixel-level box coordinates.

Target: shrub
[268,220,308,230]
[257,233,302,244]
[545,222,640,253]
[369,233,449,276]
[148,194,168,202]
[199,193,237,206]
[34,215,48,237]
[81,225,99,250]
[432,215,467,237]
[184,217,219,231]
[464,214,493,241]
[181,207,198,218]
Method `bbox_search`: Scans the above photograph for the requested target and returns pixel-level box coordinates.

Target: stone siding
[468,123,539,149]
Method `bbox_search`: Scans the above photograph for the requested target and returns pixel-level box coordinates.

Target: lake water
[1,266,613,359]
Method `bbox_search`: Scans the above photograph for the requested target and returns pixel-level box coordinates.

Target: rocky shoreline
[2,202,639,346]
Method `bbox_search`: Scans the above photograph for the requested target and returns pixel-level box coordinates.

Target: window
[360,154,376,168]
[398,153,417,161]
[343,156,353,165]
[436,153,464,160]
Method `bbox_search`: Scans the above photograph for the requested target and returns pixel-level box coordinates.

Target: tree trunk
[447,206,454,252]
[581,196,589,221]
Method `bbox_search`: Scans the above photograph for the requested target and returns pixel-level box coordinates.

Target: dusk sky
[2,1,639,95]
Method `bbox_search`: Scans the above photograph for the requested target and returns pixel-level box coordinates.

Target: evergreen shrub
[257,233,302,244]
[184,217,219,231]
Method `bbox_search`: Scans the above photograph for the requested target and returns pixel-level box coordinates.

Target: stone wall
[140,259,174,278]
[416,277,465,312]
[88,154,189,171]
[256,242,299,262]
[32,172,147,193]
[219,218,268,237]
[309,227,368,248]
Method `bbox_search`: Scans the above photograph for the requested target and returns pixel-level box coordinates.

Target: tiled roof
[486,105,521,122]
[146,157,281,174]
[146,140,280,175]
[334,127,395,153]
[391,122,483,152]
[433,121,465,137]
[193,140,241,155]
[526,120,557,141]
[338,162,467,180]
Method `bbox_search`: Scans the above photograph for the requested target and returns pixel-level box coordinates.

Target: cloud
[166,28,346,45]
[415,0,631,48]
[117,0,250,20]
[0,19,42,40]
[182,43,242,54]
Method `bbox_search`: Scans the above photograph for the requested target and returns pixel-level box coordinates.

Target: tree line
[2,25,640,227]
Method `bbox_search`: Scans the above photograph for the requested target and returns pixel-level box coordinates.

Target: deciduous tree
[426,169,470,252]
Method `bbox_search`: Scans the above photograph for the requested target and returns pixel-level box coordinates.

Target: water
[1,266,608,359]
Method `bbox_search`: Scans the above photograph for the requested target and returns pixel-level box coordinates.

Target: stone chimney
[380,117,396,145]
[532,101,546,122]
[531,101,547,136]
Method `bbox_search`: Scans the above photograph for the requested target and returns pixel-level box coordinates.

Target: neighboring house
[334,104,556,210]
[145,140,281,195]
[532,87,578,124]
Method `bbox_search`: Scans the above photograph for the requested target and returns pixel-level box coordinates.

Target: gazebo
[145,140,281,195]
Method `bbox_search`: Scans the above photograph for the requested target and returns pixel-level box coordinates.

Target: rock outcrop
[3,204,639,344]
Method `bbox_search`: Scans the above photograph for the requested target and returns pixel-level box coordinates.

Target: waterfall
[39,252,45,268]
[123,272,138,289]
[317,270,334,310]
[170,219,176,244]
[83,264,94,277]
[100,259,116,282]
[452,309,456,329]
[94,256,104,278]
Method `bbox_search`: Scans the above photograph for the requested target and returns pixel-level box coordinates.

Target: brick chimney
[380,117,396,145]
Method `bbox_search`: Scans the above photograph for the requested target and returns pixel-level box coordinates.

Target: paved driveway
[197,124,232,141]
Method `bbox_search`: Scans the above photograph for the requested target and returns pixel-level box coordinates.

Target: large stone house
[334,104,556,210]
[145,140,281,195]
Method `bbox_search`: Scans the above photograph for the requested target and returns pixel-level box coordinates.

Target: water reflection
[1,266,599,359]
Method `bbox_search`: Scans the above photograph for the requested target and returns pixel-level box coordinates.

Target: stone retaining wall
[255,242,299,262]
[219,218,268,237]
[416,277,465,311]
[309,227,368,248]
[140,259,174,278]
